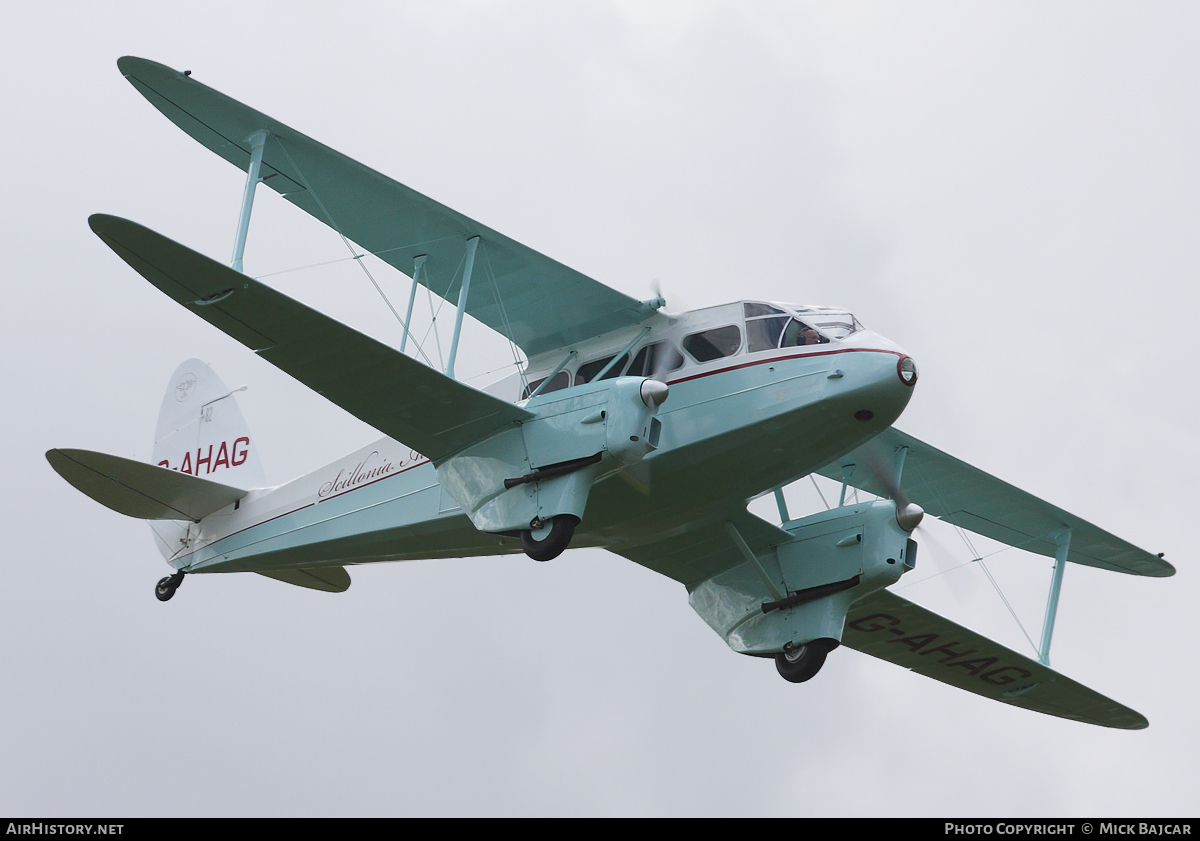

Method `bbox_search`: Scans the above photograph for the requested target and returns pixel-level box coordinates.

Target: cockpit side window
[682,325,742,362]
[746,316,789,352]
[522,370,571,399]
[576,354,629,384]
[628,342,685,378]
[780,319,829,347]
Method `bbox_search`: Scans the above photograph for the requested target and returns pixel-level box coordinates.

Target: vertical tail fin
[149,359,265,561]
[152,358,266,489]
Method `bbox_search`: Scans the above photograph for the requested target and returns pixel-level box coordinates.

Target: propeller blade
[650,278,692,322]
[854,439,923,531]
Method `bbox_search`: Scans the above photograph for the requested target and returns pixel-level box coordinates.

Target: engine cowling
[435,376,668,534]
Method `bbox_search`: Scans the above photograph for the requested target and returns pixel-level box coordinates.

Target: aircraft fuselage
[169,301,916,583]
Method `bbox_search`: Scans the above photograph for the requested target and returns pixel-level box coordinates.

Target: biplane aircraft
[49,57,1173,729]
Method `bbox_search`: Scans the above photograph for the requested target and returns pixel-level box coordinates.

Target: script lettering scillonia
[318,451,403,499]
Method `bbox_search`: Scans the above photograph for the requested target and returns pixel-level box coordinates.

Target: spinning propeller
[854,440,925,533]
[852,440,984,603]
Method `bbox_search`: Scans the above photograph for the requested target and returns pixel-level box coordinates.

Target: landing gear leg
[520,515,579,562]
[155,571,185,602]
[774,638,838,683]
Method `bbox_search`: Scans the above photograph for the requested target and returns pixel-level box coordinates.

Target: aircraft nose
[839,350,919,429]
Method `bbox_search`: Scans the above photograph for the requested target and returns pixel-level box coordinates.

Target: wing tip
[88,213,149,247]
[117,55,176,80]
[1153,554,1176,577]
[87,212,112,235]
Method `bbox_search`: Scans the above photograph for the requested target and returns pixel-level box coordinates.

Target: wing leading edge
[89,214,532,464]
[116,56,659,359]
[816,427,1172,578]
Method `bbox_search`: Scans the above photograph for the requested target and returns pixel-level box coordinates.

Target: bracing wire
[906,459,1042,655]
[479,241,529,394]
[415,250,466,373]
[271,137,436,368]
[253,234,465,279]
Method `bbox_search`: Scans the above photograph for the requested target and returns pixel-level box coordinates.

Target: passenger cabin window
[683,325,742,362]
[628,342,685,378]
[576,354,629,384]
[522,370,570,399]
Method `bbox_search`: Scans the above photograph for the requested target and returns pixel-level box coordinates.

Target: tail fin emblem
[175,374,197,401]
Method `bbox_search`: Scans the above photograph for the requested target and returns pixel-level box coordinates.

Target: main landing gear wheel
[775,638,838,683]
[155,571,185,602]
[520,515,580,562]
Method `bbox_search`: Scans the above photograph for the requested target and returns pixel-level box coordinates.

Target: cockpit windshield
[743,302,862,350]
[801,311,864,339]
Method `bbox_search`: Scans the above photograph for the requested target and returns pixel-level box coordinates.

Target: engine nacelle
[435,376,666,533]
[688,499,916,655]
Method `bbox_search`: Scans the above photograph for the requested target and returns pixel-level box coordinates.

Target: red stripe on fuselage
[665,346,904,386]
[179,347,902,563]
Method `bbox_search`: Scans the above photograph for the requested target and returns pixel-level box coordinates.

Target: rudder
[153,358,266,490]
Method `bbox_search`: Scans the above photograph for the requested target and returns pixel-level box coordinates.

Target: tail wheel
[520,515,580,562]
[155,572,184,602]
[774,638,838,683]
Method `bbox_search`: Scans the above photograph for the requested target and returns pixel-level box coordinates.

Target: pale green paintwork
[46,448,245,521]
[843,588,1148,729]
[117,56,658,359]
[435,376,659,532]
[258,566,350,593]
[689,501,908,653]
[67,56,1173,730]
[89,214,532,465]
[817,427,1173,577]
[86,211,1161,730]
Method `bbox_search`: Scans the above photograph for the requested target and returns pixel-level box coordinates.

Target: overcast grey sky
[3,1,1197,817]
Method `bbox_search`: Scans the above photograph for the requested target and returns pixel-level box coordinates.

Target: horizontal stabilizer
[46,448,245,521]
[257,567,350,593]
[88,214,533,464]
[843,588,1147,729]
[818,427,1172,577]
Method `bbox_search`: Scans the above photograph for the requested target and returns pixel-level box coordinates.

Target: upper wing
[816,427,1173,578]
[89,214,532,464]
[117,56,659,359]
[843,588,1147,729]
